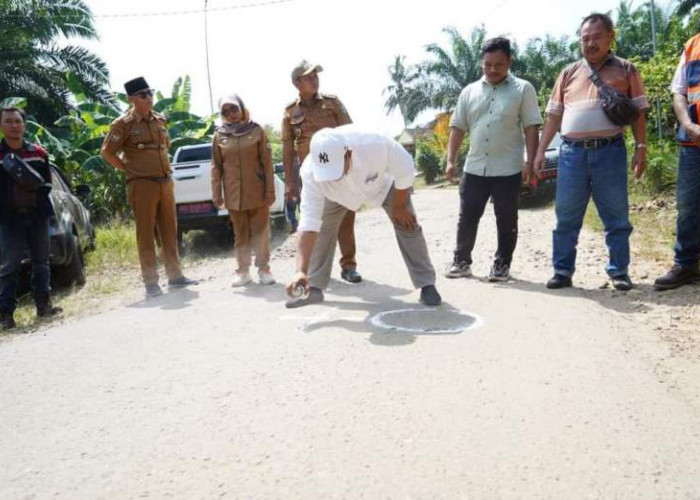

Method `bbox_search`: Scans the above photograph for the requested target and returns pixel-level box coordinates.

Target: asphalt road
[1,188,699,499]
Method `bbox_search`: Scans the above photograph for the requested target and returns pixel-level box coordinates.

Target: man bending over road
[285,125,442,308]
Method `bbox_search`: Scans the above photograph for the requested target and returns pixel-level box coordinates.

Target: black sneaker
[546,274,572,289]
[444,261,471,278]
[488,262,510,282]
[145,283,163,297]
[419,285,442,306]
[168,276,198,288]
[340,269,362,283]
[1,312,16,331]
[285,287,324,308]
[654,265,700,290]
[611,274,633,291]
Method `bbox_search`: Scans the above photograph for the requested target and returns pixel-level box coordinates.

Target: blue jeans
[674,146,700,268]
[0,211,50,313]
[553,138,632,278]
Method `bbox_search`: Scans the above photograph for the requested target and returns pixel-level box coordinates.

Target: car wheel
[87,224,97,251]
[177,229,188,256]
[54,234,86,287]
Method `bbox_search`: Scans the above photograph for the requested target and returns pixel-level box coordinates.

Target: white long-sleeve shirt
[298,125,415,233]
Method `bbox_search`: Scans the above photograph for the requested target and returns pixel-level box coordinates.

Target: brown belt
[123,143,165,151]
[127,175,171,184]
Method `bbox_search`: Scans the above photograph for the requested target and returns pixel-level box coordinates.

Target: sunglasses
[221,106,241,115]
[133,89,154,99]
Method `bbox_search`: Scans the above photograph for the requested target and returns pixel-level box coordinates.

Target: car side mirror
[75,184,91,198]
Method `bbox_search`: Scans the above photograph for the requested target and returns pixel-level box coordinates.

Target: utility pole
[650,0,663,139]
[204,0,214,115]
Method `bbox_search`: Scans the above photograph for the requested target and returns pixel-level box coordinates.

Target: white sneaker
[231,273,252,287]
[258,271,276,285]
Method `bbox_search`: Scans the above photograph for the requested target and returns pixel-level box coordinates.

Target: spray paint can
[290,283,306,298]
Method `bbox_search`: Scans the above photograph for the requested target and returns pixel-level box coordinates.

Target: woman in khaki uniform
[212,95,276,286]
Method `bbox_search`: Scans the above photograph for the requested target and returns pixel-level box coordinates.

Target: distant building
[396,124,432,156]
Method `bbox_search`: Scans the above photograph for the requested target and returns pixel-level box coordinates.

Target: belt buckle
[137,143,145,150]
[582,138,594,149]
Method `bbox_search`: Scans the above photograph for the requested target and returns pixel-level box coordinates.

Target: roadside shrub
[641,140,678,194]
[415,138,442,184]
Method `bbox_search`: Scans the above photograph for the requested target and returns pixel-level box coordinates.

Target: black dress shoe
[1,312,16,330]
[546,274,572,289]
[340,269,362,283]
[285,287,324,308]
[612,274,633,291]
[168,276,198,288]
[654,265,700,290]
[145,283,163,297]
[419,285,442,306]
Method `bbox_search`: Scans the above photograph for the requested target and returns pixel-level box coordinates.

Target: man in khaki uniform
[282,60,362,283]
[101,77,197,297]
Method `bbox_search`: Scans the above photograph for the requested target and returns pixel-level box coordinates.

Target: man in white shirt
[285,124,441,308]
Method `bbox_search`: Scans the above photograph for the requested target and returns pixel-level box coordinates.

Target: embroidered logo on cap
[318,152,329,164]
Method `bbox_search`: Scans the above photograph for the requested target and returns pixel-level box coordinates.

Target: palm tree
[513,35,576,92]
[382,56,429,126]
[677,0,700,17]
[615,0,670,60]
[0,0,111,124]
[419,26,486,112]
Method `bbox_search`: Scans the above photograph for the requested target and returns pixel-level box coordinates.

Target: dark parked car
[1,164,95,289]
[520,133,561,202]
[44,165,95,286]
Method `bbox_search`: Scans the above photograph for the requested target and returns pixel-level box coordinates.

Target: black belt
[562,135,623,149]
[12,207,38,214]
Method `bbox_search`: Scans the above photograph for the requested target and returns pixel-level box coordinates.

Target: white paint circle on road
[370,308,483,334]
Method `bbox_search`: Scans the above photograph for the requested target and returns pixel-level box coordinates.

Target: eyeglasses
[133,89,153,99]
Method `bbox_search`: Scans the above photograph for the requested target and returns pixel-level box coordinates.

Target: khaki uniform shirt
[212,124,274,211]
[281,93,352,162]
[102,109,172,180]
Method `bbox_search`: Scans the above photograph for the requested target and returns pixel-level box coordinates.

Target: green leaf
[0,97,28,108]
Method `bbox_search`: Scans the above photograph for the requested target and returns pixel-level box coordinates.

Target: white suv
[172,144,285,244]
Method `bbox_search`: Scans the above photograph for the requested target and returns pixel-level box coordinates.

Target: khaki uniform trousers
[308,186,436,290]
[229,205,271,273]
[296,167,356,271]
[127,178,183,285]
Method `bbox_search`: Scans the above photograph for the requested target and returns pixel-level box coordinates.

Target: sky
[80,0,674,136]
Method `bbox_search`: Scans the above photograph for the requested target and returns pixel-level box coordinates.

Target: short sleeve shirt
[102,109,172,180]
[546,56,649,139]
[281,93,352,162]
[450,74,542,177]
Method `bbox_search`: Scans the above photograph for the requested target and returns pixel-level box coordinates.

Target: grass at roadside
[584,187,675,265]
[4,221,237,334]
[7,221,141,333]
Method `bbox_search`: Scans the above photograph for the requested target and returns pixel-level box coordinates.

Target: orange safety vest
[679,33,700,146]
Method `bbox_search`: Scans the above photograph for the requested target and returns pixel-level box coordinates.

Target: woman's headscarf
[217,94,258,135]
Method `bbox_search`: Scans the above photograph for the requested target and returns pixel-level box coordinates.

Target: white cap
[310,128,346,182]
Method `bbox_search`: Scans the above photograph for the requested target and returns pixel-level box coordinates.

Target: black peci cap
[124,77,150,96]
